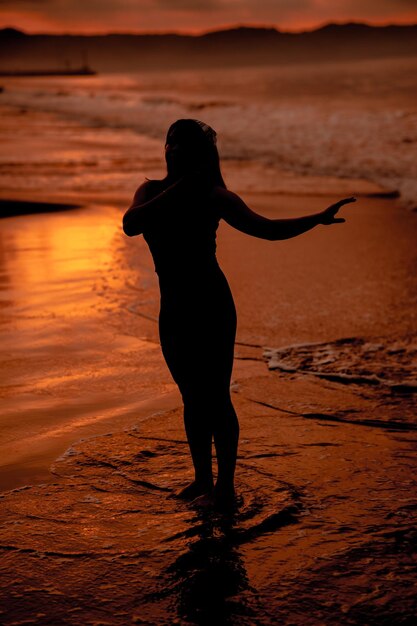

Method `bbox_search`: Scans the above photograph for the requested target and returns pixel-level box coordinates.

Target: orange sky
[1,0,417,34]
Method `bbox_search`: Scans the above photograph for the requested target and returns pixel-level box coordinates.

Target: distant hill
[1,23,417,72]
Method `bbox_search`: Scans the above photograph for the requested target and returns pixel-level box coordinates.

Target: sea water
[1,56,416,207]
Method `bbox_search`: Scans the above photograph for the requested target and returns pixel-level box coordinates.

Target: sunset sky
[1,0,417,34]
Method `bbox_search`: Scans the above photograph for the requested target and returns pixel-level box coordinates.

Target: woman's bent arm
[123,178,185,236]
[213,188,355,241]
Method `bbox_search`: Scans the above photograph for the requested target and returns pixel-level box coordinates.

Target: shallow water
[0,203,177,489]
[1,380,416,624]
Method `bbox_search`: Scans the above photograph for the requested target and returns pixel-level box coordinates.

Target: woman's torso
[142,179,237,325]
[143,180,222,289]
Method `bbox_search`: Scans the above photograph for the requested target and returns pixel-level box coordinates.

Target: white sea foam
[2,58,416,207]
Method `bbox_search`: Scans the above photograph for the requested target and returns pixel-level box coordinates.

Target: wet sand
[1,189,416,623]
[0,103,417,623]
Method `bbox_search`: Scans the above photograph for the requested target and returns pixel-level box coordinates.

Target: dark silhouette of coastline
[0,199,80,218]
[0,65,96,77]
[1,23,417,73]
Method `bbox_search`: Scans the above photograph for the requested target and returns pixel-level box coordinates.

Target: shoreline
[0,391,182,492]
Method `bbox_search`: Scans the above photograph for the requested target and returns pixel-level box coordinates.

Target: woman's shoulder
[209,186,240,208]
[134,178,165,202]
[143,178,165,192]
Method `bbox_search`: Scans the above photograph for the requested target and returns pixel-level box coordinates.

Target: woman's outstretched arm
[212,187,356,240]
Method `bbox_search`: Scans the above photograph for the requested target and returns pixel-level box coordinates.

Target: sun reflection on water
[0,206,119,318]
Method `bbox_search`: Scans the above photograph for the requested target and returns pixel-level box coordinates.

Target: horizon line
[2,19,417,37]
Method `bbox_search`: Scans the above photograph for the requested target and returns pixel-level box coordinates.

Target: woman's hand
[319,197,356,225]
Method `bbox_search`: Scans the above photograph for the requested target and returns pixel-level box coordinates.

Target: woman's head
[164,118,226,189]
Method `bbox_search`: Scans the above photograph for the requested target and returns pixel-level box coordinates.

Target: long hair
[163,118,227,190]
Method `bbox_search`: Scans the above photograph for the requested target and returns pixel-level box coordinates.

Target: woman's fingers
[337,196,357,207]
[321,196,356,225]
[330,197,356,210]
[327,196,356,214]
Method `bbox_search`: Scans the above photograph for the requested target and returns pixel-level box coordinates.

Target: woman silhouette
[123,118,355,508]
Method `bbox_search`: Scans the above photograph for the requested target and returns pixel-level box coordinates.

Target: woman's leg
[211,391,239,501]
[182,393,214,494]
[159,316,214,499]
[198,277,239,504]
[203,313,239,504]
[180,386,239,503]
[159,275,238,503]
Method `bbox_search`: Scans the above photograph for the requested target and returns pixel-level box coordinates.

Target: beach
[0,61,416,624]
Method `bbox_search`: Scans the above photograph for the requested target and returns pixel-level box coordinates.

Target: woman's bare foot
[213,483,238,512]
[190,492,215,508]
[173,480,214,501]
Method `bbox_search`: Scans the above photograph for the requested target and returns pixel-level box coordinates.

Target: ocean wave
[1,65,416,208]
[263,336,417,389]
